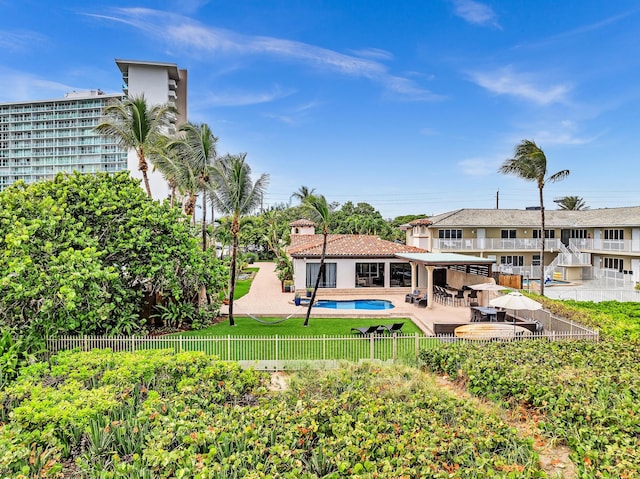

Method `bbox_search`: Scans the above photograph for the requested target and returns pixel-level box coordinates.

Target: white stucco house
[287,219,427,292]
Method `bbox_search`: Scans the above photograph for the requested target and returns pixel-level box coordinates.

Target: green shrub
[419,338,640,477]
[0,172,228,340]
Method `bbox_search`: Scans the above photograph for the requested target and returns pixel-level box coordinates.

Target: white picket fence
[47,329,599,371]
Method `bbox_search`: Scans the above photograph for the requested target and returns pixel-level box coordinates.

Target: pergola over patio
[395,252,496,309]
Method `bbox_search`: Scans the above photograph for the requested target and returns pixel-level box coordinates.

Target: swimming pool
[314,299,395,310]
[523,279,572,287]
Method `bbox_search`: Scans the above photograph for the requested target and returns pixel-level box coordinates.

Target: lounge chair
[351,325,383,336]
[383,323,405,334]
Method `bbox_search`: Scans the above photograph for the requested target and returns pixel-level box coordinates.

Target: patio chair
[495,310,507,322]
[453,290,465,307]
[383,323,405,334]
[416,295,428,308]
[405,289,421,303]
[351,325,383,336]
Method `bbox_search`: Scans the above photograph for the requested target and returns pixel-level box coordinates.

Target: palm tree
[556,196,588,211]
[169,123,218,251]
[290,185,316,204]
[95,95,177,197]
[499,140,569,296]
[302,194,331,327]
[147,135,186,208]
[209,153,269,326]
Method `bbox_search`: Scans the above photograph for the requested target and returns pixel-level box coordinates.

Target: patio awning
[395,252,496,267]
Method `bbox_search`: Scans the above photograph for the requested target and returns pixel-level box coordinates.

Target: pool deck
[221,262,472,334]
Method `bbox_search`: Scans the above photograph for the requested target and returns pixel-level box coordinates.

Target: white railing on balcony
[570,238,640,253]
[433,238,560,251]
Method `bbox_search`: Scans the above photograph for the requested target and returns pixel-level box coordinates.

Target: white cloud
[458,157,494,176]
[505,120,602,147]
[348,47,394,61]
[201,86,295,107]
[531,128,601,146]
[452,0,501,29]
[470,66,571,105]
[0,29,47,52]
[87,7,439,102]
[0,68,81,102]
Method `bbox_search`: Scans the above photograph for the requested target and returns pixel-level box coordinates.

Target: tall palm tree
[95,95,177,197]
[209,153,269,326]
[499,140,569,296]
[169,123,218,251]
[147,134,186,208]
[302,194,331,327]
[556,196,588,211]
[290,185,316,204]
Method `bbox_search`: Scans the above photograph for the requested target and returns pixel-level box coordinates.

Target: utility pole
[496,190,499,209]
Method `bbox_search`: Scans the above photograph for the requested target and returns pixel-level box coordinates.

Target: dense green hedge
[0,172,227,344]
[419,338,640,478]
[0,350,544,478]
[535,296,640,340]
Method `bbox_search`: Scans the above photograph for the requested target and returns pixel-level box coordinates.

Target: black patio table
[470,306,498,322]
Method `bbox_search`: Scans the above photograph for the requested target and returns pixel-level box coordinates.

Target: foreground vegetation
[419,338,640,478]
[0,350,544,478]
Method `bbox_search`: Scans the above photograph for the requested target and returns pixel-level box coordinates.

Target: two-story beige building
[403,207,640,286]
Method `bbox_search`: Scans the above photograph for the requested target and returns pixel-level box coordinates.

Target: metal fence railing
[47,328,599,371]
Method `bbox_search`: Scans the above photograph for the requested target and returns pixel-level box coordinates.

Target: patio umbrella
[468,281,508,306]
[468,282,507,292]
[489,291,542,310]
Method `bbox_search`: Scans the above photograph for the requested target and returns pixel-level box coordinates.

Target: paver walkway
[222,262,471,334]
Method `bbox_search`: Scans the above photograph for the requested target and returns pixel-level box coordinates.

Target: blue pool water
[523,279,571,286]
[314,299,395,310]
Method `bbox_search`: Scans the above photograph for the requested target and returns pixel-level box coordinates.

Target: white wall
[126,65,172,201]
[293,257,412,290]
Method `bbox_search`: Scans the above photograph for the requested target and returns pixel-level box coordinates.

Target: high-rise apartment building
[0,60,188,198]
[0,90,126,191]
[116,59,188,200]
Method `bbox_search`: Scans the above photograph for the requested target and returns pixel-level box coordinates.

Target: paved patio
[221,262,473,334]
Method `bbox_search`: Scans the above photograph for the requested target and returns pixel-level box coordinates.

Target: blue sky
[1,1,639,218]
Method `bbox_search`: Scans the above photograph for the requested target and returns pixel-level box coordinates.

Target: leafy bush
[0,172,227,340]
[0,350,544,478]
[0,329,33,388]
[419,338,640,477]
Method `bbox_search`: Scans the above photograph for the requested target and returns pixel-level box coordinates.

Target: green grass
[163,317,429,363]
[230,267,259,300]
[180,316,422,337]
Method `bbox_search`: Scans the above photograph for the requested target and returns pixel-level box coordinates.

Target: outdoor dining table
[470,306,499,322]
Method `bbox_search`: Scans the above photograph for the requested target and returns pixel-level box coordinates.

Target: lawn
[158,317,429,363]
[181,316,422,337]
[232,267,259,299]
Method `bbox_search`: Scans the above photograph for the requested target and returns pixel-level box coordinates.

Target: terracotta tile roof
[408,218,433,226]
[288,234,427,258]
[289,218,315,227]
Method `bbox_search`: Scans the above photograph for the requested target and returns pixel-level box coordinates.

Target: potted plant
[294,293,302,306]
[306,287,313,297]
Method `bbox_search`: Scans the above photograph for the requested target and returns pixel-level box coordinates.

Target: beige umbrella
[489,291,542,310]
[490,291,542,331]
[468,282,507,292]
[468,281,508,306]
